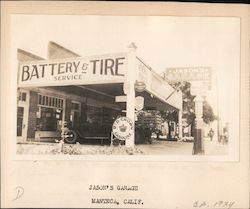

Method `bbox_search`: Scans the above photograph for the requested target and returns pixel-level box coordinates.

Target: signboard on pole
[135,96,144,111]
[115,95,127,102]
[18,53,127,87]
[165,67,212,93]
[112,117,134,141]
[164,67,211,82]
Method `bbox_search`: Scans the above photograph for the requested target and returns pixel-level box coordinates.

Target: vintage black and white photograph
[13,15,240,158]
[2,2,249,209]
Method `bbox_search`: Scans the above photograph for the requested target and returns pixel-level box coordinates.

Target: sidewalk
[204,137,228,155]
[137,140,193,155]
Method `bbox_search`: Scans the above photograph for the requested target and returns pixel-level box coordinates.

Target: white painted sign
[165,67,212,96]
[112,117,134,141]
[136,56,182,110]
[165,67,211,82]
[115,95,127,102]
[135,96,144,111]
[150,73,182,109]
[18,53,127,87]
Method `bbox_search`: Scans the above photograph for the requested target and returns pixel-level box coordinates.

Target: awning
[136,57,182,110]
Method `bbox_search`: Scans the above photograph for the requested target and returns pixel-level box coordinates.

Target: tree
[203,100,217,124]
[169,81,217,127]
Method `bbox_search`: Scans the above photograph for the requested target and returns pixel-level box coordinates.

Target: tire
[64,130,77,144]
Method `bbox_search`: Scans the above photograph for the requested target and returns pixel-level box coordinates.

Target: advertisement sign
[165,67,212,95]
[112,117,134,141]
[115,95,127,103]
[18,53,127,87]
[135,96,144,111]
[150,73,182,110]
[136,57,182,110]
[136,57,150,87]
[164,67,211,82]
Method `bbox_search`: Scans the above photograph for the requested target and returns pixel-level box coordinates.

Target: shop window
[38,94,64,109]
[36,94,64,132]
[36,107,63,131]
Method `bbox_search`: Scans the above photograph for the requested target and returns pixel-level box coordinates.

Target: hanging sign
[18,53,127,87]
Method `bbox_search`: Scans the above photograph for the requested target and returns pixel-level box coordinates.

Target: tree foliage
[202,100,217,124]
[169,81,217,125]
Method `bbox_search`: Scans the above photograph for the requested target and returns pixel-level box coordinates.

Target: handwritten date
[193,200,235,209]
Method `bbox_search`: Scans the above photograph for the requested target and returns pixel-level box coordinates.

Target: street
[16,137,228,155]
[204,137,228,155]
[136,140,193,155]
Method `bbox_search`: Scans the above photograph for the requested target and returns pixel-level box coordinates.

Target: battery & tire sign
[112,117,134,140]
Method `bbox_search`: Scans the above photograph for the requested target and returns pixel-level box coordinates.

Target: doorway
[17,90,29,142]
[70,101,81,127]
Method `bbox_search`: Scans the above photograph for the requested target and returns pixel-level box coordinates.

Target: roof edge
[17,48,45,60]
[48,41,81,57]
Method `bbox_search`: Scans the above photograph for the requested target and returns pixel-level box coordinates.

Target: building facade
[17,42,183,145]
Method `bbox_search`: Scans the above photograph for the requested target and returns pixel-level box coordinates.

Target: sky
[11,15,240,125]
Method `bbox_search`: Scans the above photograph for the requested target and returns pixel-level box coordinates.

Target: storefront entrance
[70,101,81,127]
[35,94,65,140]
[17,90,29,142]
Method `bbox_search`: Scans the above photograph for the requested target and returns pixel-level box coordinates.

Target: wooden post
[193,94,204,154]
[125,43,137,147]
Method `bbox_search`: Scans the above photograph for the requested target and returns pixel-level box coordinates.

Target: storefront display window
[37,107,62,131]
[36,94,64,131]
